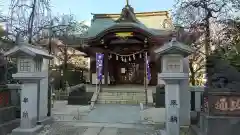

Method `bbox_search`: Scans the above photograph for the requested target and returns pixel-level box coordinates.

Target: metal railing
[90,81,101,110]
[54,89,69,100]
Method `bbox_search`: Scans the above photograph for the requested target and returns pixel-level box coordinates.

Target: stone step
[98,95,145,100]
[99,94,145,97]
[97,91,146,105]
[97,100,145,104]
[99,93,145,96]
[97,98,145,102]
[99,93,145,95]
[99,127,118,135]
[82,127,102,135]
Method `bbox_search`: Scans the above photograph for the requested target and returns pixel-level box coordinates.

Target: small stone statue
[0,52,7,85]
[206,55,240,91]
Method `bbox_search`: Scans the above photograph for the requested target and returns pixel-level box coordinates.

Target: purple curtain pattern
[146,58,151,81]
[96,53,104,81]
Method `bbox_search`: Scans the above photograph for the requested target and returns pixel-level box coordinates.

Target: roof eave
[155,45,193,57]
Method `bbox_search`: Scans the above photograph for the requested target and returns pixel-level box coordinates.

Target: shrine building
[63,2,195,86]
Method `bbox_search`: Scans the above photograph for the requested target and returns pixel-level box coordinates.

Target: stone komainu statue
[206,55,240,91]
[0,52,7,85]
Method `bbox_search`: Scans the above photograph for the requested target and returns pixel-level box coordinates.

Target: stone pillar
[12,80,43,135]
[154,37,193,135]
[179,58,190,126]
[20,83,38,128]
[39,76,49,119]
[165,81,180,135]
[39,59,50,121]
[3,35,53,135]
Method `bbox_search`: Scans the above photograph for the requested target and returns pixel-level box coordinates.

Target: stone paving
[52,101,141,123]
[37,122,160,135]
[81,104,141,123]
[7,101,193,135]
[37,101,161,135]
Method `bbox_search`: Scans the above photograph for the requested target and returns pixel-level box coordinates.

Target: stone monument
[155,37,193,135]
[198,54,240,135]
[4,34,53,135]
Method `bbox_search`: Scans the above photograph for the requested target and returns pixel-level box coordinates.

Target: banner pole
[96,53,98,92]
[144,52,148,105]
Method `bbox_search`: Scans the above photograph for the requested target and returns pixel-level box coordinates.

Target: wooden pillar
[89,57,92,84]
[89,57,96,85]
[104,51,108,86]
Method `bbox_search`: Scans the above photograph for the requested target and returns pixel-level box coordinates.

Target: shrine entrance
[109,52,145,85]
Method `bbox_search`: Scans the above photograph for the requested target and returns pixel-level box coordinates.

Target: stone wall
[199,115,240,135]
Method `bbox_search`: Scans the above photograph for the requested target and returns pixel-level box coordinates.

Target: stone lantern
[155,37,193,135]
[4,35,53,135]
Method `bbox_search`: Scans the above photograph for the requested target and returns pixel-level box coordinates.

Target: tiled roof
[81,19,172,39]
[154,38,193,57]
[78,4,173,39]
[4,42,53,59]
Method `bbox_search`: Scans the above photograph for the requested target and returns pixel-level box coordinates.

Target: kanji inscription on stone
[22,111,28,118]
[169,116,178,123]
[23,97,28,103]
[170,100,177,106]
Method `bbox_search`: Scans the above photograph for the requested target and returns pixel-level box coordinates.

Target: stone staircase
[97,91,146,105]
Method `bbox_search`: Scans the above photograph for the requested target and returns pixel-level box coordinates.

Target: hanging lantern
[124,57,127,62]
[116,55,118,60]
[129,56,131,61]
[139,53,142,58]
[121,56,124,61]
[133,54,135,60]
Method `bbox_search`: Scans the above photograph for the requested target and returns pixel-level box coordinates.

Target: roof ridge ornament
[171,37,177,43]
[16,32,26,46]
[115,1,139,23]
[170,34,177,46]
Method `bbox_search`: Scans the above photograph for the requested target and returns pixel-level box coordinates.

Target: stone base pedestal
[199,113,240,135]
[12,125,43,135]
[159,130,166,135]
[38,116,53,125]
[0,119,20,135]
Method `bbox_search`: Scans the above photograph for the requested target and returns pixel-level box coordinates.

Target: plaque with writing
[166,59,181,72]
[208,94,240,116]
